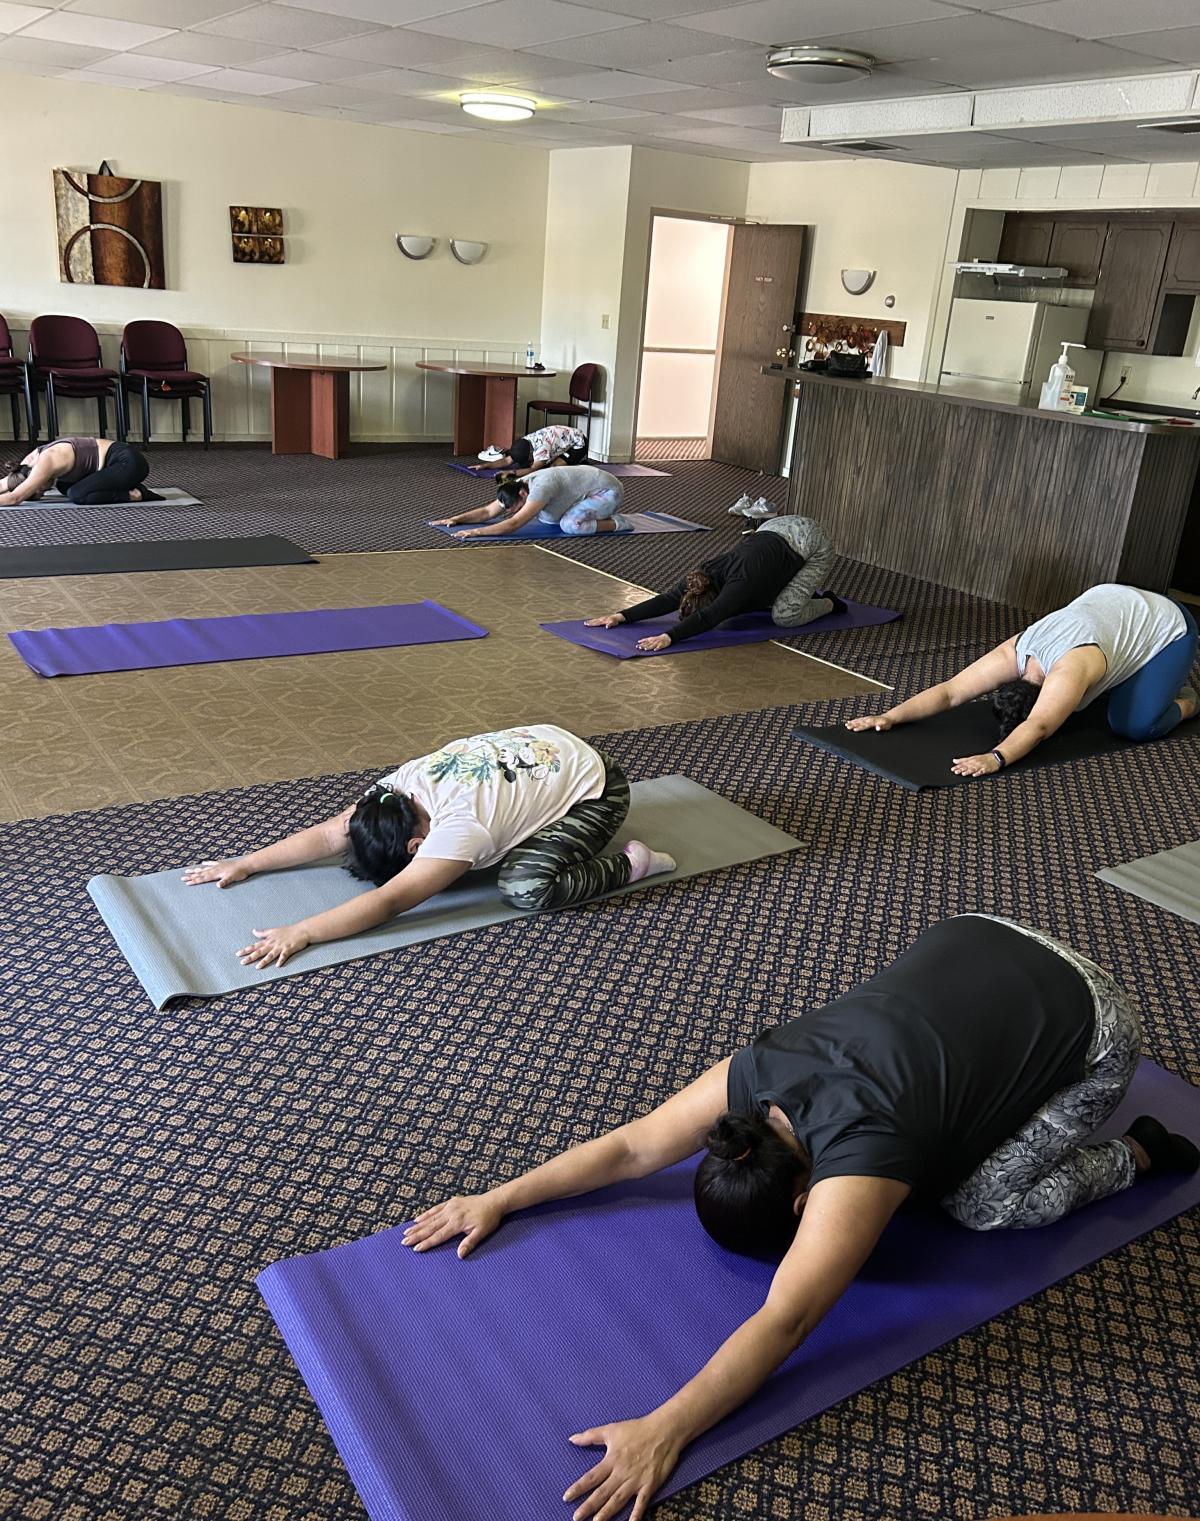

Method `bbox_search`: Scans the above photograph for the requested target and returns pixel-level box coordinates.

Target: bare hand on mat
[564,1415,681,1521]
[238,924,312,968]
[636,634,671,653]
[454,523,505,539]
[950,751,1002,778]
[844,711,895,732]
[584,614,625,628]
[402,1194,504,1258]
[182,859,252,887]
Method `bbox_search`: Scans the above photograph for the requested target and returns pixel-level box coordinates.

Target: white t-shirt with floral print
[528,424,586,463]
[374,725,605,869]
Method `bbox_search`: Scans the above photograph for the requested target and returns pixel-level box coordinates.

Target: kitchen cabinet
[1162,218,1200,291]
[1047,218,1107,286]
[1086,219,1173,351]
[997,213,1053,267]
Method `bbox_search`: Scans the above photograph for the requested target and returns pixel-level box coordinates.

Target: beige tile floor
[0,546,884,822]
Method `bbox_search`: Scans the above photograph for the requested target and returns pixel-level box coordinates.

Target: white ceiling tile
[679,99,780,126]
[313,26,476,63]
[885,38,1180,87]
[276,80,398,105]
[197,64,308,90]
[571,0,757,16]
[86,48,216,76]
[1106,27,1200,66]
[525,19,742,66]
[542,96,658,118]
[808,12,1062,63]
[62,0,249,25]
[418,0,642,47]
[0,31,110,62]
[404,44,597,81]
[0,2,49,34]
[286,0,484,19]
[20,9,170,46]
[994,0,1200,41]
[326,64,460,92]
[597,84,743,109]
[644,44,773,84]
[196,5,386,45]
[519,66,670,95]
[132,30,283,61]
[250,48,379,78]
[384,116,473,130]
[680,0,956,45]
[60,63,155,84]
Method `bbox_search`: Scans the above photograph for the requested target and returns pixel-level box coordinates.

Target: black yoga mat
[0,536,317,579]
[792,701,1146,791]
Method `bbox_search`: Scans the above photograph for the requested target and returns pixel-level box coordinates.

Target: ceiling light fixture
[765,45,876,86]
[460,92,536,122]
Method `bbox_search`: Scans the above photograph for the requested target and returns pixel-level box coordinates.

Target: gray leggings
[496,753,631,912]
[941,918,1141,1231]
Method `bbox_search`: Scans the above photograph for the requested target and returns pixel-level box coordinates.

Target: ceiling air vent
[1136,118,1200,134]
[824,139,901,153]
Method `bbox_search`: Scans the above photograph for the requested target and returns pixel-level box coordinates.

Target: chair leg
[9,391,18,442]
[142,381,151,446]
[46,376,59,440]
[525,400,534,432]
[98,395,109,438]
[25,370,38,444]
[181,397,190,444]
[114,388,126,443]
[202,385,212,450]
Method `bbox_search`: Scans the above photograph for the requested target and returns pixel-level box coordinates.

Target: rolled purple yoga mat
[540,601,900,658]
[259,1059,1200,1521]
[10,600,487,678]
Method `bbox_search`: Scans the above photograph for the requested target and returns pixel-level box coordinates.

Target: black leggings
[65,442,150,505]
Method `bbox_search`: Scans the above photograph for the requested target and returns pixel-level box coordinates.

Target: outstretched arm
[455,490,542,538]
[182,807,356,886]
[951,652,1093,776]
[431,499,505,527]
[403,1058,731,1257]
[846,638,1020,732]
[565,1174,910,1521]
[0,450,56,506]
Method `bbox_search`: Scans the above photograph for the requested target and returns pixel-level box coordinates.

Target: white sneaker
[745,498,775,518]
[478,446,503,462]
[728,494,752,515]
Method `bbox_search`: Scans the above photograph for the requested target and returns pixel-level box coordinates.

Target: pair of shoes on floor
[478,445,504,462]
[728,494,775,518]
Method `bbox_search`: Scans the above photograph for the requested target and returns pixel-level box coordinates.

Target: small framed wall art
[230,207,285,263]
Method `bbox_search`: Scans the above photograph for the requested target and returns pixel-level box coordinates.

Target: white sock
[623,839,676,882]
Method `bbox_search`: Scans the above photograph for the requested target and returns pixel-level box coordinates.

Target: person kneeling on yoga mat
[846,582,1199,777]
[467,424,588,476]
[182,724,674,969]
[431,464,629,539]
[404,913,1197,1521]
[0,436,152,507]
[586,516,841,652]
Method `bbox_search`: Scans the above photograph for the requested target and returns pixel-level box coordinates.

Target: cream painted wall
[744,158,959,383]
[933,160,1200,409]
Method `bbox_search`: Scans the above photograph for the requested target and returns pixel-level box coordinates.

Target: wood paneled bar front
[772,369,1200,613]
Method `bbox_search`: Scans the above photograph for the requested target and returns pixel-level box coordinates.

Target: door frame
[631,208,744,460]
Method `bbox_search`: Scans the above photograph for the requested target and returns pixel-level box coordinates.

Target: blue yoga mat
[10,600,487,677]
[428,511,706,542]
[447,461,671,479]
[259,1059,1200,1521]
[541,600,901,658]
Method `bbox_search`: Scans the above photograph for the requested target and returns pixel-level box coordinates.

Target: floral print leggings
[941,917,1141,1231]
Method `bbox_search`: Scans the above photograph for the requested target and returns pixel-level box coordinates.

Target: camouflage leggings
[941,917,1141,1231]
[496,752,631,912]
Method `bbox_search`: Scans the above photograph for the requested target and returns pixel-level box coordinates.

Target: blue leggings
[1106,602,1198,741]
[539,486,626,537]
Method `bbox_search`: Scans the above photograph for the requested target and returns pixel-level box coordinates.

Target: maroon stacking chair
[0,314,27,443]
[27,315,125,442]
[121,320,212,448]
[525,362,599,446]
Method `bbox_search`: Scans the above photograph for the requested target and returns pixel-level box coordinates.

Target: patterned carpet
[3,690,1199,1521]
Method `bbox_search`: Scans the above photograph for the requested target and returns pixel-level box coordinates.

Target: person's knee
[559,513,596,537]
[1107,712,1156,742]
[496,864,553,911]
[65,483,92,504]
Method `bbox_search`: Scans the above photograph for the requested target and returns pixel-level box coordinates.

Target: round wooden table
[416,360,557,455]
[232,352,386,461]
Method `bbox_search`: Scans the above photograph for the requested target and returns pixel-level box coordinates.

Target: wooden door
[710,223,805,472]
[997,213,1053,267]
[1086,219,1173,351]
[1047,218,1107,286]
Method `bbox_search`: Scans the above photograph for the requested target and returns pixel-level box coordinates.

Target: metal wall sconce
[396,234,436,260]
[450,239,488,265]
[840,268,876,296]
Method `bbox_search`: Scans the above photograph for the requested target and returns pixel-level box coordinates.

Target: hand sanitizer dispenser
[1039,341,1085,411]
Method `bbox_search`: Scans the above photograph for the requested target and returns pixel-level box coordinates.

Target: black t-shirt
[621,532,802,643]
[727,916,1096,1199]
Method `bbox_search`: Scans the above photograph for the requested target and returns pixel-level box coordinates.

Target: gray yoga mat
[89,775,801,1008]
[39,485,202,508]
[1097,839,1200,926]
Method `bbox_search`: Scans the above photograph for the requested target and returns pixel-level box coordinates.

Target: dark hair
[693,1111,809,1261]
[679,567,719,621]
[345,786,421,885]
[3,463,29,493]
[496,472,528,511]
[508,438,533,468]
[991,679,1039,738]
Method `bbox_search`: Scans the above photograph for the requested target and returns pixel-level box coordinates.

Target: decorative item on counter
[230,207,286,264]
[840,268,875,296]
[449,239,488,265]
[54,164,165,289]
[1038,341,1084,411]
[396,234,436,260]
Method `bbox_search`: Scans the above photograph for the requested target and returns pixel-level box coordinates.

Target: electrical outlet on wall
[600,313,610,329]
[1120,365,1132,382]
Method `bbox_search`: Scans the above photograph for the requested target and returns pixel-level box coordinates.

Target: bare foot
[129,488,143,502]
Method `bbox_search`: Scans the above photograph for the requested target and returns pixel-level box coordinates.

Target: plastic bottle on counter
[1038,341,1084,411]
[525,341,536,369]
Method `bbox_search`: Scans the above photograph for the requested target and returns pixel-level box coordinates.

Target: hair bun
[705,1112,764,1163]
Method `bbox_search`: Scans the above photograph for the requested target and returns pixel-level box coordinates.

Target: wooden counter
[773,369,1200,611]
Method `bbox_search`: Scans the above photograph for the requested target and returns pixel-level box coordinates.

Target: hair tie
[379,790,394,804]
[732,1147,752,1162]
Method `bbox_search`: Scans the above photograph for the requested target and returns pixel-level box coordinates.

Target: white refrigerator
[940,298,1102,402]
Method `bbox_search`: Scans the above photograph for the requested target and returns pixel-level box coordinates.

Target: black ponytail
[345,786,420,885]
[693,1111,808,1261]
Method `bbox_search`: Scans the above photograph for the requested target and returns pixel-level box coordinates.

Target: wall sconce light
[396,234,436,260]
[841,268,876,296]
[450,239,489,265]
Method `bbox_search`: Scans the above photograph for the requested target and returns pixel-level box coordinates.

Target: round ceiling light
[460,92,536,122]
[765,45,876,84]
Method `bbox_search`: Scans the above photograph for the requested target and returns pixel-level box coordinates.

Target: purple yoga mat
[540,600,901,657]
[10,600,487,677]
[447,461,670,479]
[258,1059,1200,1521]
